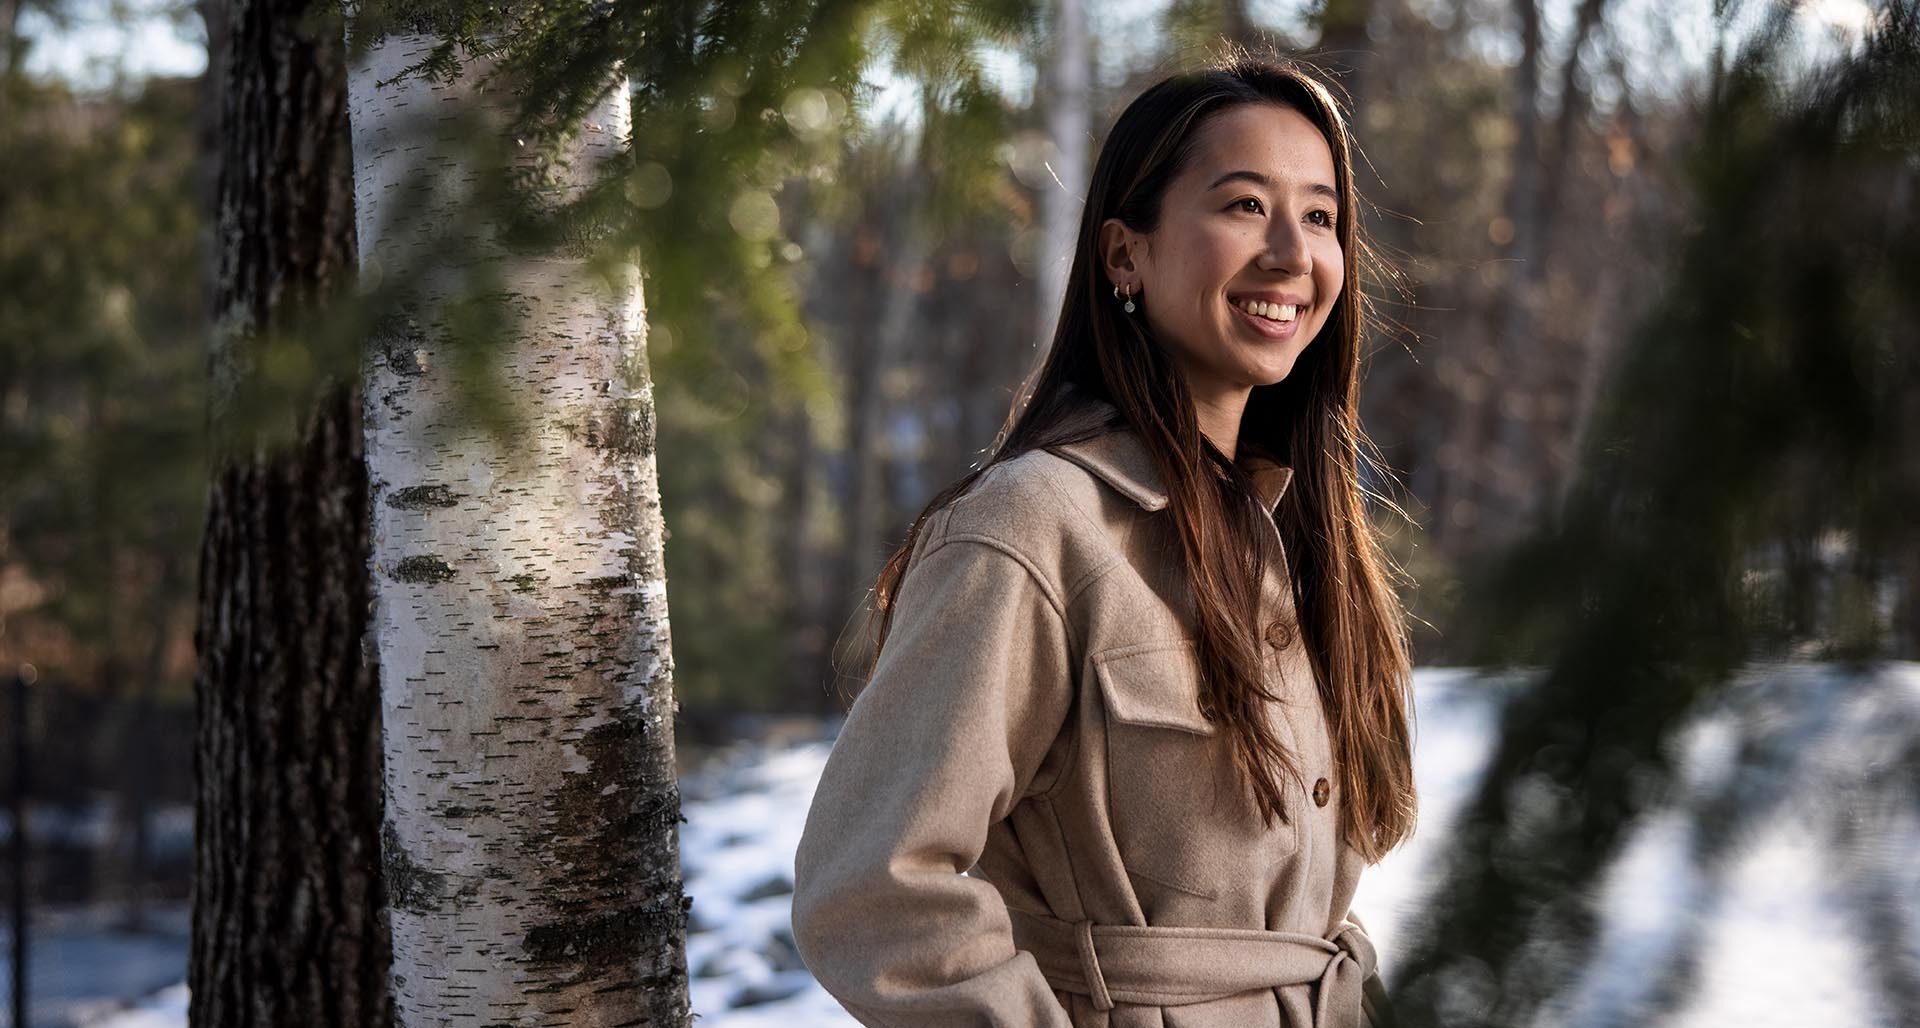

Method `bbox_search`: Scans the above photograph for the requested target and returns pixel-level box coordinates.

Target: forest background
[1,0,1915,1024]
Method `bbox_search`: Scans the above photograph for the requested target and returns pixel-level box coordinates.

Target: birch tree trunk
[347,33,691,1026]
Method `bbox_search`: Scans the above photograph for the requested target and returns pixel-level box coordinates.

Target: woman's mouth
[1232,297,1300,323]
[1229,296,1305,339]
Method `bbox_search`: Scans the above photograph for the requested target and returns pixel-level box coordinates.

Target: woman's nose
[1259,222,1311,276]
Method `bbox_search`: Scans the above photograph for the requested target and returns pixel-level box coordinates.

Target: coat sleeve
[791,533,1077,1027]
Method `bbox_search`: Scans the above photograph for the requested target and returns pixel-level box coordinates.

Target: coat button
[1312,777,1330,807]
[1264,619,1294,650]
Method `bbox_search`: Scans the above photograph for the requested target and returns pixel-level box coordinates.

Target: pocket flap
[1093,642,1216,736]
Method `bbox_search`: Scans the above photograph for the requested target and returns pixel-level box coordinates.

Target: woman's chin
[1237,353,1302,389]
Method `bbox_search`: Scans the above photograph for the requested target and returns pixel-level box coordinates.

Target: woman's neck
[1190,386,1251,461]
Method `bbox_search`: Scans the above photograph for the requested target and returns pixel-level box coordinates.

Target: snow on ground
[678,740,850,1023]
[83,664,1920,1027]
[70,985,186,1028]
[2,903,190,1028]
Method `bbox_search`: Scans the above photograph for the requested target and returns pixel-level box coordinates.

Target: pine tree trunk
[347,34,692,1026]
[189,0,392,1024]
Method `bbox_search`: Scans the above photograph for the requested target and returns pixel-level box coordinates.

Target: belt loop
[1072,918,1114,1011]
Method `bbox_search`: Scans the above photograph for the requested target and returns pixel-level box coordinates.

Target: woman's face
[1100,103,1344,404]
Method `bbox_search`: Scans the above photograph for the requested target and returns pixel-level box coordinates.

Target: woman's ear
[1098,217,1145,290]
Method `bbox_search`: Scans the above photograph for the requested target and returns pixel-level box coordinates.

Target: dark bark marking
[574,396,656,458]
[520,890,689,970]
[436,803,496,818]
[583,573,630,593]
[380,822,447,915]
[371,312,430,378]
[392,554,457,583]
[516,707,689,979]
[387,484,460,509]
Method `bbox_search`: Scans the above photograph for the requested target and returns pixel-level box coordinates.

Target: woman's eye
[1308,209,1336,228]
[1232,197,1265,215]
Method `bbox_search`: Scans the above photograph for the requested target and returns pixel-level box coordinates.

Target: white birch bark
[348,32,690,1027]
[1033,0,1088,354]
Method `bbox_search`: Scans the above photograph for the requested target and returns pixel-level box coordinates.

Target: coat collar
[1047,399,1295,515]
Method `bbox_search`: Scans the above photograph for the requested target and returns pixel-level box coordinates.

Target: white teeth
[1235,298,1299,323]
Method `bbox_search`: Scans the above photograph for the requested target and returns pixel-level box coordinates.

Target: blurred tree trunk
[1557,53,1641,514]
[1478,0,1545,544]
[1311,0,1374,110]
[1537,0,1608,251]
[1162,0,1260,49]
[823,200,896,690]
[929,230,1022,466]
[87,493,128,918]
[1489,0,1612,537]
[1519,0,1609,514]
[861,136,933,584]
[779,217,834,713]
[347,34,691,1025]
[1033,0,1087,356]
[108,550,183,934]
[1220,0,1258,43]
[1499,0,1544,340]
[188,0,391,1024]
[0,0,21,98]
[778,399,833,711]
[1427,0,1548,551]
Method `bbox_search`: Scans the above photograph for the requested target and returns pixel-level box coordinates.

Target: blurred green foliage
[1391,3,1920,1023]
[0,65,206,700]
[333,0,1046,709]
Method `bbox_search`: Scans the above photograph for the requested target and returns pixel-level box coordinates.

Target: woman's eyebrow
[1206,169,1338,200]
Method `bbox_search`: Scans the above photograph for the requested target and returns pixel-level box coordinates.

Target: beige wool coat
[791,398,1381,1028]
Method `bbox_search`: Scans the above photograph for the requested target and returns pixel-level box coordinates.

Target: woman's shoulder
[937,447,1102,547]
[922,434,1144,583]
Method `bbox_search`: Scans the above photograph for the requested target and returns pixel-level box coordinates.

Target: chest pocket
[1093,640,1299,903]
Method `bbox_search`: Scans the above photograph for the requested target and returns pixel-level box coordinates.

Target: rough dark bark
[188,0,392,1023]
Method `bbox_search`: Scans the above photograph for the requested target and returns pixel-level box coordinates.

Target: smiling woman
[793,49,1413,1028]
[1099,101,1347,449]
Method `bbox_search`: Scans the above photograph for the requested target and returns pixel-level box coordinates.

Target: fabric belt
[1008,907,1378,1028]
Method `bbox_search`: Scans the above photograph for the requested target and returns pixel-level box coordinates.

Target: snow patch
[86,665,1920,1026]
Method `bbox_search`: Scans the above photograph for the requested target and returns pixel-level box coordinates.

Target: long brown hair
[861,50,1416,863]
